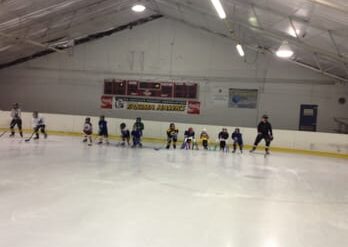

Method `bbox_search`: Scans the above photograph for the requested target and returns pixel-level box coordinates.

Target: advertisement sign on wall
[101,96,201,115]
[101,96,113,109]
[228,89,258,109]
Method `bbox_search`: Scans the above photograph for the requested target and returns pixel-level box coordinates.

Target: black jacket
[257,122,273,136]
[218,132,229,140]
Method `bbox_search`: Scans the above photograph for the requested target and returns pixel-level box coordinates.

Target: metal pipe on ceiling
[0,32,65,53]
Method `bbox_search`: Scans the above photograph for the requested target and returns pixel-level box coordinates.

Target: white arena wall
[0,18,347,133]
[1,111,347,156]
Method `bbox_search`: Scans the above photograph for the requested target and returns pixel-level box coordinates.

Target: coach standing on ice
[9,103,23,138]
[250,115,273,155]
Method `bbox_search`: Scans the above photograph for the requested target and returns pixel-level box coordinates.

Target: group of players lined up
[7,103,274,154]
[165,124,244,153]
[82,116,144,147]
[6,103,47,140]
[163,115,273,154]
[83,114,274,154]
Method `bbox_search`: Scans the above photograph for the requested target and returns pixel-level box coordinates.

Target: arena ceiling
[0,0,347,81]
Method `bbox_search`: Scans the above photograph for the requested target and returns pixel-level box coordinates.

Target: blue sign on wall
[228,89,258,109]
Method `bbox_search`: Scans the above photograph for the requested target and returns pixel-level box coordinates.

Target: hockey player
[182,127,196,150]
[9,103,23,137]
[120,123,130,146]
[131,126,142,148]
[133,117,144,136]
[250,115,273,154]
[231,128,243,153]
[132,117,144,145]
[166,123,179,149]
[218,128,229,152]
[32,111,47,140]
[200,129,209,150]
[97,115,109,145]
[83,117,93,146]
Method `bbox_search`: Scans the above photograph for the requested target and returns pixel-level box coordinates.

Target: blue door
[299,105,318,132]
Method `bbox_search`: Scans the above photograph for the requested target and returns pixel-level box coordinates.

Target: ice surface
[0,135,347,247]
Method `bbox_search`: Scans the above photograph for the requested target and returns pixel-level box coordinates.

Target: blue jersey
[99,120,108,131]
[131,129,142,139]
[232,132,243,144]
[98,120,108,136]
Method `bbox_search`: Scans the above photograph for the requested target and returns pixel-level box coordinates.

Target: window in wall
[104,80,113,94]
[127,81,139,96]
[112,80,126,95]
[103,80,198,99]
[161,83,173,98]
[174,83,198,99]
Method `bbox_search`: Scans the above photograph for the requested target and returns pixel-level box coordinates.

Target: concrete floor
[0,135,347,247]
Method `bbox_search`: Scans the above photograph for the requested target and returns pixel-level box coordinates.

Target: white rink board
[0,111,347,154]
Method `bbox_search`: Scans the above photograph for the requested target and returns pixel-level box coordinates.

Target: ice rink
[0,135,347,247]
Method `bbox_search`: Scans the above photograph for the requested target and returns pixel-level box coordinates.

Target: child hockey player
[10,103,23,138]
[83,117,93,146]
[131,126,142,148]
[218,128,229,152]
[166,123,179,149]
[132,117,144,145]
[200,129,209,150]
[250,115,273,154]
[133,117,144,136]
[97,115,109,145]
[32,111,47,140]
[120,123,130,146]
[182,127,196,150]
[232,128,243,153]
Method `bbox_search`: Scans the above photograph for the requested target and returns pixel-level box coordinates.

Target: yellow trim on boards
[1,128,347,159]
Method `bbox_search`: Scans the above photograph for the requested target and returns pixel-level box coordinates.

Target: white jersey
[11,108,21,119]
[83,123,92,133]
[32,115,45,128]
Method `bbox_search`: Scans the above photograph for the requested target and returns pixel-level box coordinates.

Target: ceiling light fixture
[210,0,226,19]
[236,43,245,57]
[132,4,146,12]
[276,41,294,58]
[248,16,258,26]
[288,27,300,38]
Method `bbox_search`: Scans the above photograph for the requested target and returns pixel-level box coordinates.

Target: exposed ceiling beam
[305,0,348,13]
[313,52,323,71]
[328,30,343,57]
[251,4,264,29]
[328,30,348,76]
[290,58,348,82]
[0,14,163,70]
[226,0,346,37]
[162,14,348,82]
[289,17,300,40]
[0,32,65,54]
[153,0,348,81]
[234,17,347,63]
[155,0,347,64]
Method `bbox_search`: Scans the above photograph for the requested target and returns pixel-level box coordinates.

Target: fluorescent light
[248,16,258,26]
[236,43,245,57]
[276,41,294,58]
[288,27,300,38]
[132,4,146,12]
[211,0,226,19]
